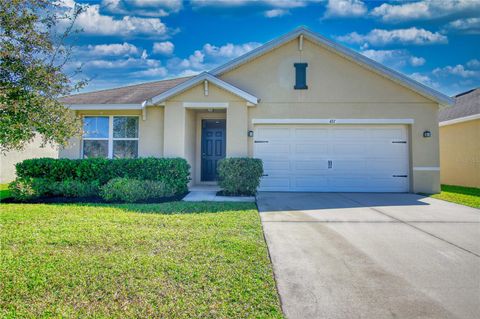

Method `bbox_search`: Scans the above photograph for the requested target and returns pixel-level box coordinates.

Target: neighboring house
[439,88,480,188]
[0,135,58,183]
[60,27,453,194]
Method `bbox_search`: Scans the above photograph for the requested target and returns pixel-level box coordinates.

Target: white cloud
[337,27,448,46]
[445,17,480,34]
[371,0,480,23]
[152,41,175,55]
[324,0,367,18]
[203,42,261,59]
[264,9,290,18]
[191,0,311,8]
[132,67,168,77]
[59,1,169,36]
[87,42,139,56]
[361,49,425,68]
[467,59,480,68]
[167,41,262,74]
[410,56,426,67]
[409,72,439,88]
[433,64,479,78]
[102,0,182,16]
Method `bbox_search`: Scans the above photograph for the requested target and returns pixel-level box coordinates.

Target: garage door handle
[392,175,408,177]
[392,141,407,144]
[255,140,269,143]
[262,174,269,177]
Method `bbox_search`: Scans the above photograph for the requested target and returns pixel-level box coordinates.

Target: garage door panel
[254,124,409,192]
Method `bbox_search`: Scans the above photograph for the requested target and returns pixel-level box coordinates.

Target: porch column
[226,102,248,157]
[163,102,186,157]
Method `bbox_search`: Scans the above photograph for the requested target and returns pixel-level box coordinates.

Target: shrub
[50,180,100,198]
[9,178,51,201]
[15,157,190,194]
[100,178,174,203]
[218,158,263,196]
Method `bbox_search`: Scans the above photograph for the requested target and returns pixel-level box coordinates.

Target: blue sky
[62,0,480,96]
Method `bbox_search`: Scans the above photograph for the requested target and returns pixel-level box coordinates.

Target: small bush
[9,178,51,201]
[15,157,190,194]
[50,180,100,198]
[218,158,263,196]
[100,178,174,203]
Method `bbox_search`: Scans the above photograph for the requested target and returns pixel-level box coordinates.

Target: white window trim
[82,115,139,159]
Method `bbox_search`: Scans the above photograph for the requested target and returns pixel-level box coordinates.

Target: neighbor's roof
[439,88,480,122]
[60,76,193,105]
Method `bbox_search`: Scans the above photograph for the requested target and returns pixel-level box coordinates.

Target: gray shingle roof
[439,88,480,122]
[60,76,194,104]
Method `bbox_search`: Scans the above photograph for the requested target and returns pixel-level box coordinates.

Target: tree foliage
[0,0,86,153]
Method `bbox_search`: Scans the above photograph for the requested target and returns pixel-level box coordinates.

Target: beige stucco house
[60,27,453,194]
[439,88,479,188]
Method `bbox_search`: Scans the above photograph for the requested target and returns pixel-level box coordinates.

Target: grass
[0,183,10,201]
[431,184,480,208]
[0,202,283,318]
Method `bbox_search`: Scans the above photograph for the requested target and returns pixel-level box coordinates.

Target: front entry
[201,119,226,181]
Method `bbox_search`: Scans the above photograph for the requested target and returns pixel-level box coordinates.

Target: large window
[82,116,139,159]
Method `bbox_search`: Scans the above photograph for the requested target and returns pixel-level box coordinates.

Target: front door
[201,119,226,181]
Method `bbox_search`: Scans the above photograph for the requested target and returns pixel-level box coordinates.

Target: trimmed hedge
[15,157,190,194]
[9,178,99,201]
[100,178,174,203]
[218,158,263,196]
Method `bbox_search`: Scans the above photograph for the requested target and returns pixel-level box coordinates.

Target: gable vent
[294,63,308,90]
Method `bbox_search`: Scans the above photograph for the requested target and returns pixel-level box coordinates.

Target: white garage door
[254,125,409,192]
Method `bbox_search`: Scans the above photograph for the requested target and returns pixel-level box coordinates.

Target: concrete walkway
[257,192,480,319]
[183,186,255,202]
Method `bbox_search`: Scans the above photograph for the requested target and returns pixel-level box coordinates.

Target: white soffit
[439,114,480,126]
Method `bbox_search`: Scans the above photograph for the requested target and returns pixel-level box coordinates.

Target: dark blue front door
[201,119,226,181]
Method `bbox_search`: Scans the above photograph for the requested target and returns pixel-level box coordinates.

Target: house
[439,88,480,188]
[60,27,453,194]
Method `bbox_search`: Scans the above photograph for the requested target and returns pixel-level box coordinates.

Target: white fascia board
[183,102,229,108]
[69,104,143,110]
[252,118,415,125]
[439,114,480,126]
[211,26,453,106]
[150,72,258,105]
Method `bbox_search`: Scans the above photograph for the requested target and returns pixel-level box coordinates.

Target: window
[82,116,139,159]
[294,62,308,90]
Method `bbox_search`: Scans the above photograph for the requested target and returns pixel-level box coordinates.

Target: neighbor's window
[82,116,139,159]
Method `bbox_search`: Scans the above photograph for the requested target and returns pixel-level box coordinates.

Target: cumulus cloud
[153,41,175,55]
[167,42,262,74]
[337,27,448,46]
[371,0,480,23]
[445,17,480,34]
[467,59,480,68]
[324,0,367,18]
[361,49,426,68]
[132,67,169,77]
[87,42,140,56]
[59,0,169,36]
[191,0,311,8]
[433,64,479,78]
[102,0,182,17]
[409,72,439,88]
[264,9,290,18]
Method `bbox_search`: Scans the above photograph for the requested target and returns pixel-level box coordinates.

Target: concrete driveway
[257,192,480,319]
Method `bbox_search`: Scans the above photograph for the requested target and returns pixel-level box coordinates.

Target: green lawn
[431,184,480,208]
[0,183,10,201]
[0,202,283,318]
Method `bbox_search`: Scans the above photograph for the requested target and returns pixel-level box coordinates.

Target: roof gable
[211,27,453,106]
[150,72,259,105]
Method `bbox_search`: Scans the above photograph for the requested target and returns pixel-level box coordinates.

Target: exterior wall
[1,135,59,183]
[219,38,440,193]
[440,119,480,188]
[59,107,164,159]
